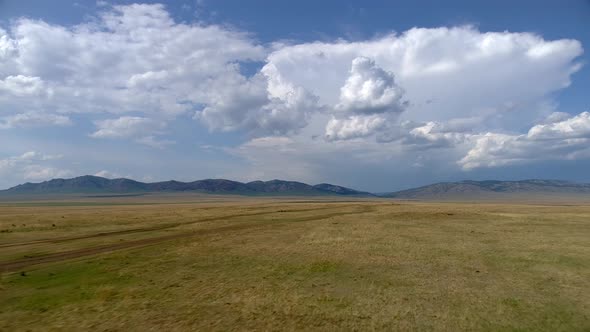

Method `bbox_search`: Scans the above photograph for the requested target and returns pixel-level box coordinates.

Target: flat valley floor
[1,196,589,331]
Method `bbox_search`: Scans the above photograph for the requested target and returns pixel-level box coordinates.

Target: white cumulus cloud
[335,57,406,115]
[90,116,173,148]
[0,111,71,129]
[90,116,164,139]
[460,111,590,170]
[0,4,265,134]
[0,75,46,97]
[265,26,582,132]
[325,114,388,141]
[22,165,72,181]
[325,57,407,141]
[0,151,71,183]
[0,7,587,184]
[196,64,320,136]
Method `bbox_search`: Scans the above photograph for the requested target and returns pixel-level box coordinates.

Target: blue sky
[0,0,588,191]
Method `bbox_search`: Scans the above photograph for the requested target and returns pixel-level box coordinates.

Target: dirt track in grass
[0,205,373,272]
[0,205,348,249]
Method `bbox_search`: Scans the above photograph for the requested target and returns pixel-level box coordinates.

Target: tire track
[0,205,345,249]
[0,205,375,273]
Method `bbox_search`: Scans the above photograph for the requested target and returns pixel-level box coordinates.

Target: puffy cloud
[527,111,590,139]
[402,121,467,148]
[90,116,173,148]
[1,4,335,137]
[194,72,268,133]
[0,7,586,185]
[541,111,572,124]
[0,75,46,96]
[0,151,71,183]
[325,115,387,141]
[90,116,164,139]
[224,128,464,191]
[196,64,320,136]
[0,111,71,129]
[0,4,266,134]
[459,112,590,170]
[0,29,17,76]
[0,151,61,166]
[0,10,582,141]
[325,57,407,141]
[265,26,582,131]
[0,152,30,171]
[22,165,72,181]
[230,111,590,185]
[335,57,405,115]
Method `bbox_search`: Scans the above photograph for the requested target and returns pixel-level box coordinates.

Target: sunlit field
[1,196,589,331]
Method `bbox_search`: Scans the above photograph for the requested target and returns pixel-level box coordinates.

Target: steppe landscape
[1,1,589,330]
[1,195,589,331]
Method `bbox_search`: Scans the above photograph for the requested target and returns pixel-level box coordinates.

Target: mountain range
[0,175,374,197]
[2,176,590,199]
[382,179,590,199]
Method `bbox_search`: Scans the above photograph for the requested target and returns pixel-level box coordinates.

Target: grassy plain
[0,195,589,331]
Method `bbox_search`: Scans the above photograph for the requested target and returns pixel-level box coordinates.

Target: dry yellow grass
[1,197,589,331]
